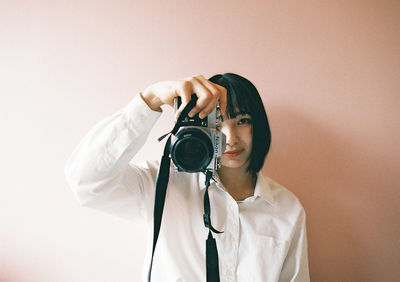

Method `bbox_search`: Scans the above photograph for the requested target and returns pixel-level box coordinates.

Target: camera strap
[148,97,223,282]
[203,170,223,282]
[147,134,172,282]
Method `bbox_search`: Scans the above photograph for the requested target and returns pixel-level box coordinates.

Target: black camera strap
[148,97,223,282]
[203,170,223,282]
[147,135,172,282]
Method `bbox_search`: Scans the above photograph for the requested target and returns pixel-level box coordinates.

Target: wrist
[140,89,162,112]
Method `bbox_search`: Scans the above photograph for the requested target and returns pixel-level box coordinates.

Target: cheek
[240,127,253,148]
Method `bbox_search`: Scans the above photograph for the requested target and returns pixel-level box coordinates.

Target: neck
[217,166,257,201]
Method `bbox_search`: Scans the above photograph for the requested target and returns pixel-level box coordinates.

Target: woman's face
[217,113,253,170]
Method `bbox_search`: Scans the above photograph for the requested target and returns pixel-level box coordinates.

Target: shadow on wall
[262,105,398,281]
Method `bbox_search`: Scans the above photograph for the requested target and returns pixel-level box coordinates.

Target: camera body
[170,96,226,173]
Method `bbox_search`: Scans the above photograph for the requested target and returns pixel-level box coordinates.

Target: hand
[141,74,227,119]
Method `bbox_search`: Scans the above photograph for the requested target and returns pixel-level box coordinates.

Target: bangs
[210,74,255,119]
[225,85,253,119]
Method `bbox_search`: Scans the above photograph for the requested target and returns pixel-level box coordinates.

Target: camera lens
[171,128,213,172]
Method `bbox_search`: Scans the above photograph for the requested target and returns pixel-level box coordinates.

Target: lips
[223,149,243,158]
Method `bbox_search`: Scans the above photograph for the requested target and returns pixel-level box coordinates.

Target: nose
[222,125,239,147]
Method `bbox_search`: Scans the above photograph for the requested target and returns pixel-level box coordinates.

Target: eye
[237,117,252,125]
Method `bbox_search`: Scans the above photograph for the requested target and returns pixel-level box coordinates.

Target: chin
[220,159,247,169]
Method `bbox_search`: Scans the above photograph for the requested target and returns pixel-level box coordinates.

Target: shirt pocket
[253,235,290,282]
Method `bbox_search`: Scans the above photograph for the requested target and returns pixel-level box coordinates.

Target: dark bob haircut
[209,73,271,174]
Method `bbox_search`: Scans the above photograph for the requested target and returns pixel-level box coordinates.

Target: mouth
[223,149,243,158]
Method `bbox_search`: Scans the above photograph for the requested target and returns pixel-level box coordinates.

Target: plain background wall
[1,0,399,281]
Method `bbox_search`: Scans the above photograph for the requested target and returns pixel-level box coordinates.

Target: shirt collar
[253,173,274,205]
[197,171,274,205]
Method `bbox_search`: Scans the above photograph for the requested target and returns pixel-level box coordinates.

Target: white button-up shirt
[64,94,310,282]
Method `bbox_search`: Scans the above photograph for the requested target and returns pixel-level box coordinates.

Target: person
[64,73,310,282]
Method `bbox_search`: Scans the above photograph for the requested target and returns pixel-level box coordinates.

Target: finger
[188,78,213,118]
[215,84,227,116]
[196,76,227,116]
[175,81,193,119]
[198,97,219,119]
[194,79,227,118]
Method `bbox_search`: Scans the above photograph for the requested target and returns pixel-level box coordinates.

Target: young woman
[65,73,310,282]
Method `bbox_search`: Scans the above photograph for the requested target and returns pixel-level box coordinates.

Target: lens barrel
[171,128,214,172]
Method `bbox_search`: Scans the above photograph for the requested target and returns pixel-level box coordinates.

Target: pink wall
[2,0,399,281]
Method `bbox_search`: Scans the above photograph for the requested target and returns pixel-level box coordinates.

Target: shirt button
[226,269,232,277]
[140,114,147,122]
[229,234,236,244]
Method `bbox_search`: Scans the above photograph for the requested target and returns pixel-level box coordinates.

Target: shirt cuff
[121,93,162,132]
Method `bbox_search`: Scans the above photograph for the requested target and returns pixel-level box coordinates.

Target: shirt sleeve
[279,208,310,282]
[64,93,162,221]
